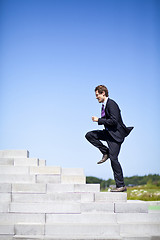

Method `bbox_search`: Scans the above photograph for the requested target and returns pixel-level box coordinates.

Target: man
[85,85,133,192]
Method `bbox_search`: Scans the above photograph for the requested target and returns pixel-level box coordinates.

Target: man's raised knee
[85,131,92,140]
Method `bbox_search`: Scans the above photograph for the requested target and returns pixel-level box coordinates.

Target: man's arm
[92,100,120,127]
[98,100,120,127]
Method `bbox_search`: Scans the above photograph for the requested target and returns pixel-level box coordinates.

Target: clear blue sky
[0,0,160,179]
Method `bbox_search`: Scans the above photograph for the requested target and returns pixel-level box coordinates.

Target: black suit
[85,98,133,188]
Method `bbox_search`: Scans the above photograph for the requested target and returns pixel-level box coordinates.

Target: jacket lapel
[105,98,110,117]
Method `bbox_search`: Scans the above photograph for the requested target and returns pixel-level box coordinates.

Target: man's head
[95,85,109,103]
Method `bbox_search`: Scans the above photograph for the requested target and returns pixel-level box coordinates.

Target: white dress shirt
[102,97,108,109]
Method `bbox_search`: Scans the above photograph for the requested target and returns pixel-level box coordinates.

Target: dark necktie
[101,104,105,117]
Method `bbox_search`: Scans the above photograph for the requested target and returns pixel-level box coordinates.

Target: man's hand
[92,116,99,122]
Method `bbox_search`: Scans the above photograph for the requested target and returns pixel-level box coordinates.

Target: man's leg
[85,130,109,155]
[106,137,125,188]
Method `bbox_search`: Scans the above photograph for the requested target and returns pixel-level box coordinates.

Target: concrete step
[15,223,44,235]
[0,158,14,165]
[0,183,11,192]
[80,202,114,213]
[95,192,127,202]
[9,222,159,240]
[46,183,75,192]
[10,202,81,213]
[0,174,35,183]
[14,158,39,166]
[9,202,115,213]
[0,224,14,234]
[12,183,46,193]
[45,223,120,236]
[120,223,160,235]
[74,184,100,192]
[13,235,123,240]
[14,236,44,240]
[0,150,29,158]
[80,202,148,213]
[46,183,100,193]
[36,174,61,183]
[0,193,11,202]
[62,168,85,175]
[12,192,94,203]
[14,223,120,237]
[2,211,158,225]
[61,168,86,184]
[117,213,160,223]
[121,235,154,240]
[0,158,39,166]
[61,175,86,184]
[0,203,10,212]
[46,213,117,223]
[2,182,100,194]
[147,201,160,207]
[0,167,87,184]
[36,175,86,184]
[0,235,13,240]
[115,201,148,213]
[14,237,160,240]
[0,166,29,175]
[29,166,61,175]
[0,213,45,224]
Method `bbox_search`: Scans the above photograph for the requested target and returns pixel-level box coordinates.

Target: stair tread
[13,235,122,240]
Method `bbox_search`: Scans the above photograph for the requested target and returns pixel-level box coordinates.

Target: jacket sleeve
[98,100,120,127]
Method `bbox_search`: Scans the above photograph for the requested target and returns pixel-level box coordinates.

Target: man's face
[95,90,106,103]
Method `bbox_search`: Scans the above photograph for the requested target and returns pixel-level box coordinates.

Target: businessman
[85,85,133,192]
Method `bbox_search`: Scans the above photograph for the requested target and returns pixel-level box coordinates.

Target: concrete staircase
[0,150,160,240]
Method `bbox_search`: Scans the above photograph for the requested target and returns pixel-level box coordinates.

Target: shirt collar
[102,97,108,108]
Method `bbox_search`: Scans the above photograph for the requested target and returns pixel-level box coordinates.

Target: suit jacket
[98,98,134,143]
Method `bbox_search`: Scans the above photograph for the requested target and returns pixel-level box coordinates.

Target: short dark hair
[95,85,109,97]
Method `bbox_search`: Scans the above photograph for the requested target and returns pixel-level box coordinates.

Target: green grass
[149,205,160,211]
[102,184,160,201]
[127,185,160,201]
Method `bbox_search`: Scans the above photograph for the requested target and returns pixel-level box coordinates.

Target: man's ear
[102,91,106,96]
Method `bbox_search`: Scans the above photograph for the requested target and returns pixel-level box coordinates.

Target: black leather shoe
[110,186,127,192]
[97,154,109,164]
